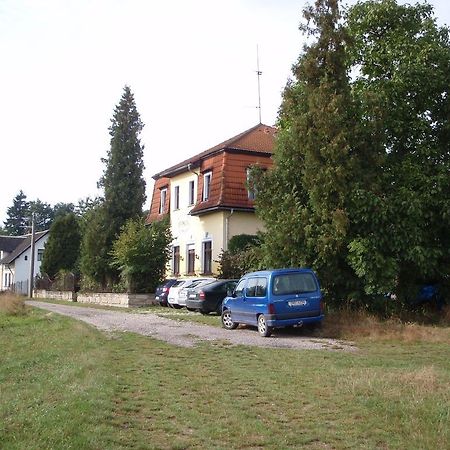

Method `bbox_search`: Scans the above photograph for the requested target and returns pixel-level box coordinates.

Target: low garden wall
[34,290,156,308]
[34,290,76,301]
[77,292,156,308]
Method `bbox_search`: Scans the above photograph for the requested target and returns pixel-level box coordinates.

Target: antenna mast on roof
[256,44,262,124]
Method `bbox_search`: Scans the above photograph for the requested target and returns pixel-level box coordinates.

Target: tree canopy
[254,0,450,305]
[41,213,82,278]
[111,218,172,293]
[3,190,30,236]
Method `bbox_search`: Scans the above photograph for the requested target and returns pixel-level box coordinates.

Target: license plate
[155,296,160,300]
[288,300,307,307]
[189,294,196,298]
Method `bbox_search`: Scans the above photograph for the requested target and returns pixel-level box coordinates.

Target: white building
[0,231,49,295]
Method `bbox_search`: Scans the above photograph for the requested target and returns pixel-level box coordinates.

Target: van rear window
[273,273,317,295]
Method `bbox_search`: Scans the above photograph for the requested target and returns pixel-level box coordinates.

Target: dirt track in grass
[27,301,356,351]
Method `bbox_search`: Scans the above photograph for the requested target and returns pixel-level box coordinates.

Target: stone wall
[77,292,156,308]
[34,290,76,301]
[33,290,156,308]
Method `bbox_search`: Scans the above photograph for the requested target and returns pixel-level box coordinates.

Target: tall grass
[320,307,450,343]
[0,292,28,316]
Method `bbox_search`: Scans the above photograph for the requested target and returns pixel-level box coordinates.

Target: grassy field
[1,296,449,449]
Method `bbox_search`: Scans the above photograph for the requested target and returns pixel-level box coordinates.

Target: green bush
[111,218,172,293]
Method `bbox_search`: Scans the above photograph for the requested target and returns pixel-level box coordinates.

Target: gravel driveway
[27,301,356,352]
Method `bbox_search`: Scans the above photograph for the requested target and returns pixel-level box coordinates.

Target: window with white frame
[188,180,195,206]
[5,272,11,288]
[187,244,195,274]
[202,241,212,274]
[246,167,256,200]
[37,249,44,262]
[202,172,212,201]
[174,185,180,210]
[159,188,167,214]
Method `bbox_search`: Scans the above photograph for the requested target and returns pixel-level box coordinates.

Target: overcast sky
[1,0,449,223]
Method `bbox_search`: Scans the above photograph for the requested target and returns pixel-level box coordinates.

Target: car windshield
[272,273,317,295]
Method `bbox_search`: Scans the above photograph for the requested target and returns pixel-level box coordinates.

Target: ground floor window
[187,244,195,275]
[202,241,212,274]
[173,246,180,276]
[4,272,12,288]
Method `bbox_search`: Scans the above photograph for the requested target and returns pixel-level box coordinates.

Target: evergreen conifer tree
[4,190,30,236]
[41,213,82,278]
[255,0,358,301]
[80,86,146,287]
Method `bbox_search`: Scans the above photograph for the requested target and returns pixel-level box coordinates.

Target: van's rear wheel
[257,314,272,337]
[222,310,238,330]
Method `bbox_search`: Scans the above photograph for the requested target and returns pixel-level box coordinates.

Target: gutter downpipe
[224,208,235,251]
[187,163,200,179]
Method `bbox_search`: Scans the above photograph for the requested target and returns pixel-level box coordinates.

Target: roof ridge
[153,123,275,179]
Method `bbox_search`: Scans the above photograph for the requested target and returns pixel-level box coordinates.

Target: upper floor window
[159,188,167,214]
[174,186,180,210]
[37,249,44,262]
[189,180,195,206]
[247,168,256,200]
[203,172,212,201]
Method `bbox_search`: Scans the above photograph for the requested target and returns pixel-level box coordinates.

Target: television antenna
[256,45,262,123]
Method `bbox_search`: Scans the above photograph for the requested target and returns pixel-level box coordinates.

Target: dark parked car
[186,279,238,314]
[221,268,324,337]
[155,279,177,306]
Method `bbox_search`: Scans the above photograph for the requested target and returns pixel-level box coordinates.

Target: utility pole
[28,212,35,298]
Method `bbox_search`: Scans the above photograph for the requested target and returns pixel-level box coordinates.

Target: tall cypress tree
[99,85,146,224]
[255,0,358,301]
[81,86,146,287]
[4,190,30,236]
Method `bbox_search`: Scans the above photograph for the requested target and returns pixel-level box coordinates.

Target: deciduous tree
[111,218,172,293]
[346,0,450,297]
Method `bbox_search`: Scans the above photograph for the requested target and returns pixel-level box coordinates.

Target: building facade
[0,231,49,294]
[146,123,276,277]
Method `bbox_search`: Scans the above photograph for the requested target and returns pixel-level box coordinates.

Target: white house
[0,235,24,291]
[0,231,49,295]
[146,124,276,277]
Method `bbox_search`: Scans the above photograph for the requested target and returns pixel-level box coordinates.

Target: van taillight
[199,291,205,300]
[268,303,275,315]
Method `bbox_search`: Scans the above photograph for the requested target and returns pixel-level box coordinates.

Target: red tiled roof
[153,123,276,179]
[146,177,170,223]
[189,151,273,215]
[146,123,276,223]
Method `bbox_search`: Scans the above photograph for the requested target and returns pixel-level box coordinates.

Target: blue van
[221,268,324,337]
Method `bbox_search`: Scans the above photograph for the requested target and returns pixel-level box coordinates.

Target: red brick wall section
[221,152,273,208]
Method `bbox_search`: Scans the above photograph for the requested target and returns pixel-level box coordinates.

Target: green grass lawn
[1,303,449,449]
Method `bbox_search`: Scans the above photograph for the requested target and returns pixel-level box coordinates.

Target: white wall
[14,234,49,294]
